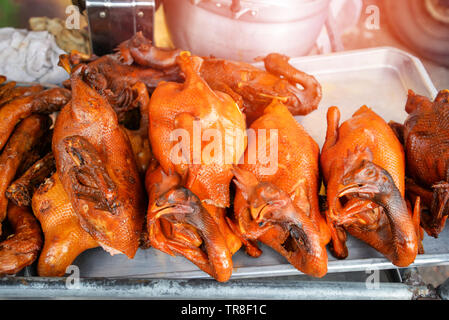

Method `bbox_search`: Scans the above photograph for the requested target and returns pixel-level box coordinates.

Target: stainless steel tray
[71,47,445,279]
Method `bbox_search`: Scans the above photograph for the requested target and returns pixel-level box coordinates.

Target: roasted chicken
[148,51,247,256]
[390,90,449,237]
[232,99,329,277]
[321,106,420,267]
[146,166,233,282]
[0,203,42,276]
[52,66,145,258]
[32,174,98,276]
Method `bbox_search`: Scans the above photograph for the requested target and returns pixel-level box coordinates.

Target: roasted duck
[59,32,182,120]
[6,153,56,207]
[199,53,322,126]
[0,77,14,97]
[390,90,449,237]
[0,87,70,152]
[52,66,145,258]
[0,203,42,275]
[32,174,98,276]
[148,51,247,256]
[121,82,155,175]
[231,99,328,277]
[116,31,181,69]
[108,33,321,126]
[146,166,233,282]
[321,106,420,267]
[0,114,51,234]
[0,82,43,108]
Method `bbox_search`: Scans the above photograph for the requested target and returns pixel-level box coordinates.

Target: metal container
[59,47,445,281]
[162,0,331,61]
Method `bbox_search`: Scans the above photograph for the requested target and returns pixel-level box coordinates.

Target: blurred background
[1,0,447,87]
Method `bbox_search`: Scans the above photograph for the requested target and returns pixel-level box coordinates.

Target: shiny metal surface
[86,0,155,55]
[162,0,331,62]
[66,47,444,280]
[0,276,435,300]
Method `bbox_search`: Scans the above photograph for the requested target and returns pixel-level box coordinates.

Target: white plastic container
[162,0,331,62]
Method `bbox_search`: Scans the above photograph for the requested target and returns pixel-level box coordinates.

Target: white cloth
[0,27,69,85]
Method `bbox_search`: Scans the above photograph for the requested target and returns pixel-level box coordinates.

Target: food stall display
[0,0,448,300]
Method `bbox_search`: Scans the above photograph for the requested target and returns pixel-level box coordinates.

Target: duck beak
[250,204,264,221]
[337,183,380,198]
[150,202,194,221]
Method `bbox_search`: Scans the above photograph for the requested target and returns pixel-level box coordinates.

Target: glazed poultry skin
[391,90,449,237]
[0,84,43,108]
[148,51,247,254]
[121,81,155,175]
[60,32,182,96]
[0,88,70,152]
[32,174,98,276]
[108,32,321,126]
[0,80,16,98]
[0,114,51,234]
[116,31,181,69]
[6,153,56,207]
[0,203,43,276]
[53,66,145,258]
[321,106,419,267]
[232,100,328,277]
[146,166,233,282]
[199,53,322,126]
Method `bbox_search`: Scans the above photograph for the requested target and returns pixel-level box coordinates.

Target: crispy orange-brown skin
[145,166,233,282]
[233,100,328,277]
[149,52,247,254]
[0,114,51,233]
[0,84,43,107]
[6,152,56,207]
[32,174,98,276]
[53,68,145,258]
[400,90,449,237]
[0,88,70,151]
[122,82,155,175]
[117,31,181,70]
[0,203,43,275]
[242,100,330,244]
[0,81,16,99]
[199,53,321,126]
[321,106,419,267]
[62,33,182,95]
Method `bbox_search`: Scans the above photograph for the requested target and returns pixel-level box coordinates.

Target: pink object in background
[162,0,331,62]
